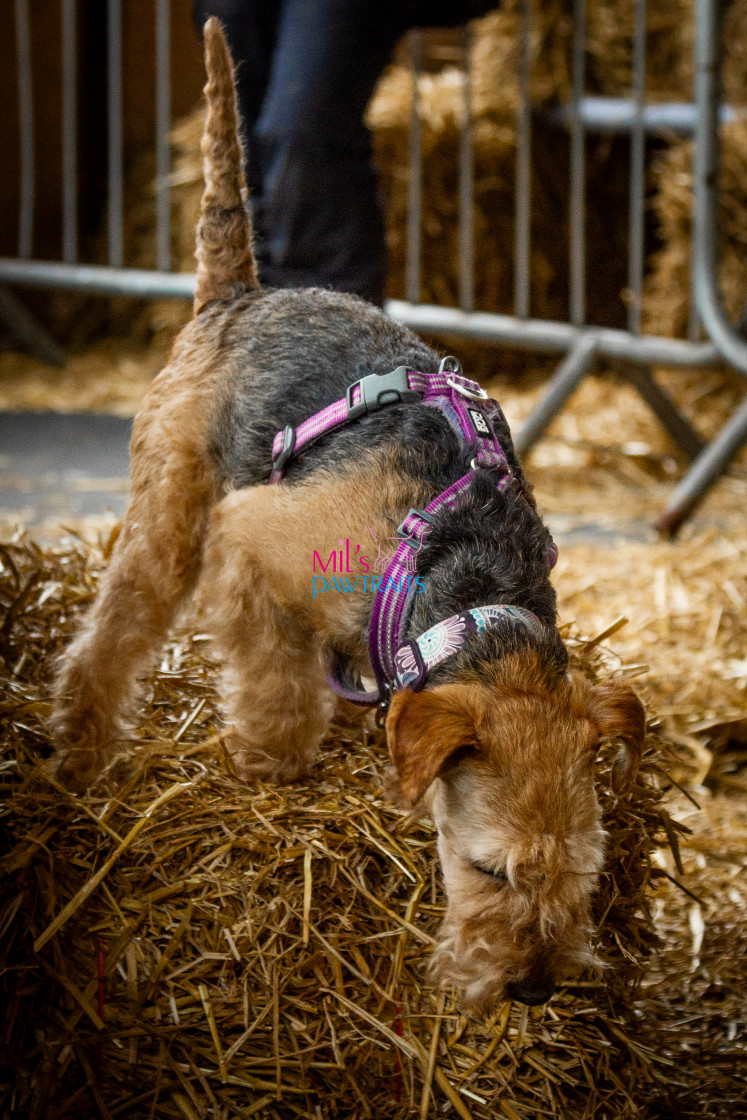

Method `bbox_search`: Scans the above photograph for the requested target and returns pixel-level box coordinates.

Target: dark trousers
[193,0,418,304]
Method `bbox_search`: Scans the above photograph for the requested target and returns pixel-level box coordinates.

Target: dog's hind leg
[49,19,262,790]
[50,394,218,791]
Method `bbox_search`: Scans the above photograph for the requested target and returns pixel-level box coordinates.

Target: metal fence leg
[0,286,65,367]
[654,392,747,535]
[623,365,704,460]
[514,334,598,457]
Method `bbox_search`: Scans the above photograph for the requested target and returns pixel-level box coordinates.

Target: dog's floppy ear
[588,678,646,792]
[386,686,477,805]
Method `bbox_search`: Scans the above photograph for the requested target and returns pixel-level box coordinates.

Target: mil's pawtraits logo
[311,528,431,599]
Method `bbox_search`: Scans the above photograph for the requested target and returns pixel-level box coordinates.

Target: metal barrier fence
[1,0,746,533]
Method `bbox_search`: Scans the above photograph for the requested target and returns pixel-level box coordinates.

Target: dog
[51,19,646,1011]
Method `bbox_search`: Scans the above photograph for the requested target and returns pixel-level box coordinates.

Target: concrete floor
[0,412,131,527]
[0,410,664,545]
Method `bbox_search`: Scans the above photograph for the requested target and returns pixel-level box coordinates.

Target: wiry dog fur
[51,19,646,1011]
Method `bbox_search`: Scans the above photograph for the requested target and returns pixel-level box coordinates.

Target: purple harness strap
[267,358,557,710]
[269,364,507,482]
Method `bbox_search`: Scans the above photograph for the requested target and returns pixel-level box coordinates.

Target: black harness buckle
[272,424,296,476]
[346,366,422,422]
[396,507,438,551]
[375,682,392,726]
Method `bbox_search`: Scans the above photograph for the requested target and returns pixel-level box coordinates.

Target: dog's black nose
[505,979,555,1006]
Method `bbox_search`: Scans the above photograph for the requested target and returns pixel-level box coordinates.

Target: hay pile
[635,791,747,1115]
[550,530,747,773]
[0,340,170,416]
[5,531,744,1119]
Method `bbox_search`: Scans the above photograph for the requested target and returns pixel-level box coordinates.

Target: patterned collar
[394,605,544,691]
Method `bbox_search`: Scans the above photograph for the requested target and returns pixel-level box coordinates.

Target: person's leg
[254,0,413,303]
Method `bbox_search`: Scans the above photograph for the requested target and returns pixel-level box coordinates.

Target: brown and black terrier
[51,20,645,1010]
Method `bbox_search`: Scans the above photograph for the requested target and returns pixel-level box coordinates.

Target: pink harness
[268,357,557,712]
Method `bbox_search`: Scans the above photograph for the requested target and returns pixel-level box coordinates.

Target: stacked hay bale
[642,116,747,455]
[468,0,747,106]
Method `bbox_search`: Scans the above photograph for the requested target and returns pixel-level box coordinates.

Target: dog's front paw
[222,733,314,785]
[50,744,108,793]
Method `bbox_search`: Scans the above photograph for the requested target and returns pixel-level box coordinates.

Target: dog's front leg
[200,488,334,783]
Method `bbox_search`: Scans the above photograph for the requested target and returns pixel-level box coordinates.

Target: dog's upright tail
[194,18,260,316]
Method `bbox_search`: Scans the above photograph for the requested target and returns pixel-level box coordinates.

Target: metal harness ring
[447,377,489,401]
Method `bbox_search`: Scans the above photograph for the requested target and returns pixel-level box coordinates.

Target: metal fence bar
[627,0,647,334]
[0,255,724,371]
[692,0,747,376]
[405,29,423,305]
[107,0,123,268]
[514,0,532,319]
[656,395,747,533]
[655,0,747,533]
[15,0,34,260]
[0,259,195,298]
[569,0,587,326]
[61,0,77,264]
[155,0,171,272]
[385,298,720,366]
[687,234,700,341]
[515,335,599,455]
[623,365,704,459]
[458,25,474,312]
[548,98,739,135]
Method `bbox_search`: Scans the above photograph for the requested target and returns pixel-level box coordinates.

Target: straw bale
[365,0,747,331]
[5,530,737,1118]
[641,119,747,455]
